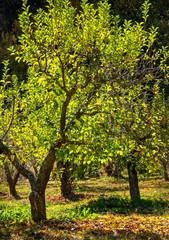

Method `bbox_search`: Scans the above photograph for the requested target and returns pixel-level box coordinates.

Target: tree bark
[105,161,125,179]
[160,159,169,181]
[127,161,140,200]
[0,138,59,222]
[57,161,74,198]
[105,160,113,176]
[61,175,72,198]
[29,147,57,221]
[113,163,125,179]
[29,191,46,222]
[4,162,21,200]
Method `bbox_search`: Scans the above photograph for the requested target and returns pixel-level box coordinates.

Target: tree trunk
[8,180,21,200]
[105,160,113,176]
[58,161,74,198]
[160,159,169,181]
[0,139,58,222]
[29,191,46,222]
[105,161,125,179]
[127,162,140,200]
[30,147,57,221]
[61,175,72,198]
[4,162,21,200]
[113,163,125,179]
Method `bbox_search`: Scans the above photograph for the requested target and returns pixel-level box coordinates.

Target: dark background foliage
[0,0,169,90]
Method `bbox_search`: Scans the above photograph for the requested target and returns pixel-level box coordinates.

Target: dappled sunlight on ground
[0,177,169,239]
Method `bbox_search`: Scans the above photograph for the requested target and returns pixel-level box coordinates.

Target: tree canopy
[0,0,169,221]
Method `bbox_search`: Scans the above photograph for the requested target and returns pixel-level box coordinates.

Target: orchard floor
[0,176,169,239]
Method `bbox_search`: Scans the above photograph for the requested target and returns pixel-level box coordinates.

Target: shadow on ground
[77,184,129,194]
[80,196,169,215]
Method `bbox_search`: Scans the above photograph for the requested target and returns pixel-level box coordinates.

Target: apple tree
[1,0,168,221]
[0,0,119,221]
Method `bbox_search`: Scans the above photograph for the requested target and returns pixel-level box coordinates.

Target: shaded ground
[0,216,169,239]
[0,177,169,239]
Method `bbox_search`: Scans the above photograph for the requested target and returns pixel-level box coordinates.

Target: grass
[0,175,169,239]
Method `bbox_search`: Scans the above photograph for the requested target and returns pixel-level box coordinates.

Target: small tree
[0,0,119,221]
[81,0,169,200]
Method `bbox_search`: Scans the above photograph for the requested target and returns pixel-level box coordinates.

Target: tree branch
[35,146,56,193]
[0,139,36,190]
[2,96,15,140]
[60,85,77,141]
[58,54,68,93]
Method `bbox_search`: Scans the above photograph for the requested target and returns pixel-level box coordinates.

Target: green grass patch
[0,201,31,224]
[0,177,169,239]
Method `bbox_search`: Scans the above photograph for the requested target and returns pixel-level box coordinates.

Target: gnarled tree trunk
[127,161,140,200]
[4,162,21,200]
[29,191,46,221]
[28,147,57,221]
[0,139,58,222]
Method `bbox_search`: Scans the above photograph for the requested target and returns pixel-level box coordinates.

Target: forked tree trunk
[127,162,140,200]
[0,139,58,222]
[28,147,57,221]
[29,191,46,221]
[4,162,21,200]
